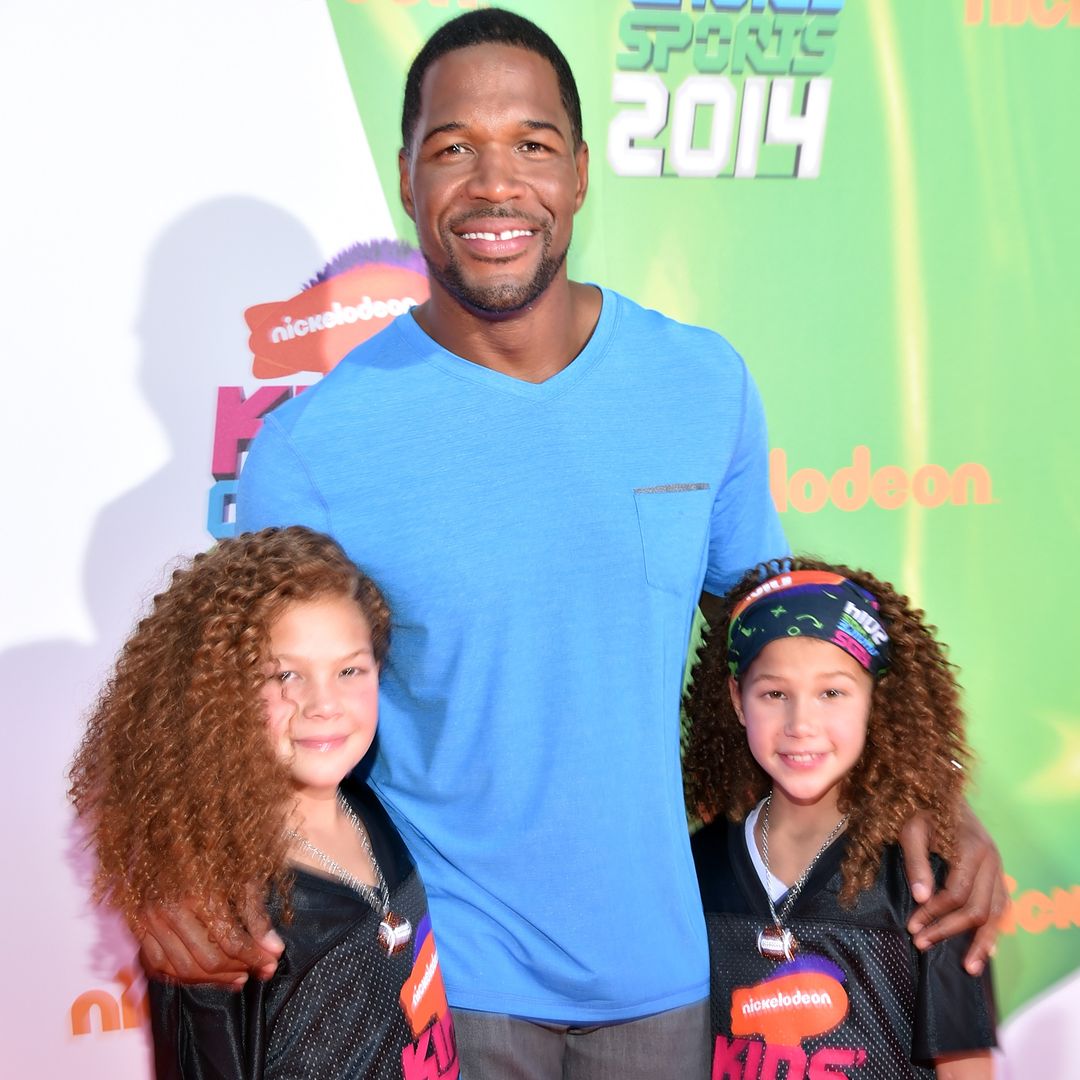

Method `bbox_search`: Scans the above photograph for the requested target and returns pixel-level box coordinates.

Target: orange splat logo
[731,959,848,1046]
[245,263,429,379]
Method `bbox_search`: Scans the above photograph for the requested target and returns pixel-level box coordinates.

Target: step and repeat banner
[3,0,1077,1076]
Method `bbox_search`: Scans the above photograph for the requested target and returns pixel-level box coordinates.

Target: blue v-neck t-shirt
[238,288,786,1022]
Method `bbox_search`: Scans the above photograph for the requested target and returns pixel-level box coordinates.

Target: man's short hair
[401,8,583,154]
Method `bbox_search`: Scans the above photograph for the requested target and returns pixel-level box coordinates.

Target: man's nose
[465,145,526,202]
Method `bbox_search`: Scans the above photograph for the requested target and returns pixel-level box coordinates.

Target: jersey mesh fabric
[693,817,996,1078]
[238,288,786,1020]
[263,874,430,1078]
[148,782,458,1079]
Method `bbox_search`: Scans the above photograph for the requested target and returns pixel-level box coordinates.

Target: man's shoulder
[260,318,415,437]
[602,288,745,371]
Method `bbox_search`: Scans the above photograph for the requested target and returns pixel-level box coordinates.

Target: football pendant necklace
[756,793,848,962]
[286,793,412,955]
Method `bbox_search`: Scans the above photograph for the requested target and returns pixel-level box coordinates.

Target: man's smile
[459,229,535,241]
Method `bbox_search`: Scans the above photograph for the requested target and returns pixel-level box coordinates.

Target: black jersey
[692,818,995,1079]
[148,779,458,1080]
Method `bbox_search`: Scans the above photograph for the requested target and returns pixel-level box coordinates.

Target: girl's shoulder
[692,816,757,914]
[691,815,738,865]
[338,776,417,888]
[830,843,951,929]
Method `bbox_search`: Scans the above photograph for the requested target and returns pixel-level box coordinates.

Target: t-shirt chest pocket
[633,483,713,596]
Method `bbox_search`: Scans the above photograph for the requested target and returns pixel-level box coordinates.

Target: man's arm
[902,805,1006,975]
[235,409,332,535]
[139,890,282,986]
[701,357,788,600]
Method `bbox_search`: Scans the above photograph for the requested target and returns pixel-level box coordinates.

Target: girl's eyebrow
[743,671,783,686]
[746,669,859,683]
[272,647,374,664]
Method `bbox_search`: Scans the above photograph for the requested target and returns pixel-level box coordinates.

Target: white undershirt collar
[744,798,790,902]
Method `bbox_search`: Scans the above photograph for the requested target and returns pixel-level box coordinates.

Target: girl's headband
[727,570,890,679]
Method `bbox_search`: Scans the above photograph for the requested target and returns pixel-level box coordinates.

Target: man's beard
[424,223,568,316]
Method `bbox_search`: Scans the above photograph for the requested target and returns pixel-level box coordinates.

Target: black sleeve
[148,977,267,1079]
[910,863,998,1062]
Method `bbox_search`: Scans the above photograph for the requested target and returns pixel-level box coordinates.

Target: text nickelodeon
[608,0,844,180]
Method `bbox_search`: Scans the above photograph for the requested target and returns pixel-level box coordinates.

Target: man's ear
[573,140,589,212]
[399,149,415,221]
[728,676,746,727]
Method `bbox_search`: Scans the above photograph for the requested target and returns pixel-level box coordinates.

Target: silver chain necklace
[756,793,848,961]
[286,792,412,955]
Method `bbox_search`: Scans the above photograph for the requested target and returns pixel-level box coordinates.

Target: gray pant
[450,998,711,1080]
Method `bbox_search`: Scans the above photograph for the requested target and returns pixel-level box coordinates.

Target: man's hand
[900,803,1007,976]
[137,888,283,988]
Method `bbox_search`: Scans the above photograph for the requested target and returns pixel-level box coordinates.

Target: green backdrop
[326,0,1079,1020]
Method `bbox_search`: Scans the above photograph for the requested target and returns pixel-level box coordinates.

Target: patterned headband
[727,570,890,679]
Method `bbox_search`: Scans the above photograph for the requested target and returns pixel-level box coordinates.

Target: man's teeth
[461,229,533,241]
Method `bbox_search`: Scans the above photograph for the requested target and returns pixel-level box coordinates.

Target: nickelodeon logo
[244,256,429,379]
[1000,874,1080,935]
[965,0,1080,25]
[770,446,993,514]
[400,931,447,1038]
[731,968,847,1046]
[70,966,147,1037]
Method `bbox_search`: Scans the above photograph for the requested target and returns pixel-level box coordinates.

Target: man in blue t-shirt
[140,10,1003,1078]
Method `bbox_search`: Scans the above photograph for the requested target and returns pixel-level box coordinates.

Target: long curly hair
[684,555,969,905]
[69,526,391,929]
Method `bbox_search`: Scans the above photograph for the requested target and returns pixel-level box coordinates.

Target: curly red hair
[68,526,391,928]
[684,556,970,905]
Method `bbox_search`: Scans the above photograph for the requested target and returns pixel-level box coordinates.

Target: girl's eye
[823,688,843,699]
[277,670,296,683]
[763,689,785,700]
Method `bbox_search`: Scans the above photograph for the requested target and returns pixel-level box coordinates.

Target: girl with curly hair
[69,526,458,1079]
[684,557,996,1080]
